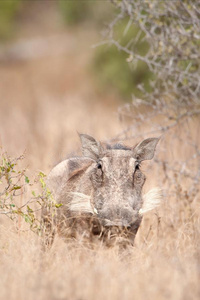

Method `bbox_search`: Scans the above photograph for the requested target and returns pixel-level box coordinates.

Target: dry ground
[0,4,200,300]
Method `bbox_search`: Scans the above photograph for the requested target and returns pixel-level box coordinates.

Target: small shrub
[0,151,59,235]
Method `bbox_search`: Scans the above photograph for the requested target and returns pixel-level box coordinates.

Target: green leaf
[55,203,63,208]
[24,214,32,224]
[39,171,46,178]
[32,191,36,197]
[25,176,29,183]
[39,178,45,189]
[12,186,21,190]
[27,205,33,213]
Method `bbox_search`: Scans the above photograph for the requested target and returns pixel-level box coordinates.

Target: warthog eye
[97,162,102,169]
[135,161,140,170]
[91,161,103,186]
[133,166,145,186]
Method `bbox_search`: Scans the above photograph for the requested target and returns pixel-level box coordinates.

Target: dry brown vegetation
[1,3,200,300]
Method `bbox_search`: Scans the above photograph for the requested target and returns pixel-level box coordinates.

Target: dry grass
[1,9,200,300]
[1,207,200,300]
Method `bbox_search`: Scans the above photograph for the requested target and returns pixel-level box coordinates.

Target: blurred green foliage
[59,1,154,99]
[58,0,114,26]
[0,0,21,39]
[0,1,154,100]
[59,1,91,25]
[93,20,154,99]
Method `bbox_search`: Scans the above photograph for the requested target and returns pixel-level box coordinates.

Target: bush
[108,0,200,105]
[0,151,59,234]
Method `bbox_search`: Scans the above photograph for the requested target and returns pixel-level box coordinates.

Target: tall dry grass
[1,195,200,300]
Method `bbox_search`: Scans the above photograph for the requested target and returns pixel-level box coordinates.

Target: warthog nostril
[103,218,131,228]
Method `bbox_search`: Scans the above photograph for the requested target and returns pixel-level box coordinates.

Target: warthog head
[81,134,159,223]
[67,134,160,239]
[46,133,160,245]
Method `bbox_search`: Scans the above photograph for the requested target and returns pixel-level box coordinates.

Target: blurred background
[0,1,115,171]
[0,1,142,172]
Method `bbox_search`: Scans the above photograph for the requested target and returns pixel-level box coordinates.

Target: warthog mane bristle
[139,188,162,215]
[69,192,94,214]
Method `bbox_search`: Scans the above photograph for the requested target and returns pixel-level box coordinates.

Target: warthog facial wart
[42,133,161,246]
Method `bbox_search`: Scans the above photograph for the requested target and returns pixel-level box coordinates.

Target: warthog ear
[133,137,160,161]
[47,157,93,195]
[79,133,101,160]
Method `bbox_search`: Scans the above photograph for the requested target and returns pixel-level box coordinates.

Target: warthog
[42,134,161,246]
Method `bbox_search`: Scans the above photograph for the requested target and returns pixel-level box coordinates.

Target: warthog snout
[99,206,138,228]
[43,133,160,246]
